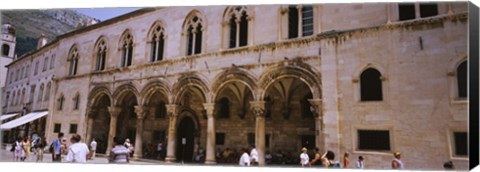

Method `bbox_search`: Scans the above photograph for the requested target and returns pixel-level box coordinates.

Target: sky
[74,8,141,21]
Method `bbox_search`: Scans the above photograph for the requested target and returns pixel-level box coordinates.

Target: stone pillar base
[165,157,176,163]
[205,160,217,164]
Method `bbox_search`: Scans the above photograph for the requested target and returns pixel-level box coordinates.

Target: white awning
[0,111,48,130]
[0,113,19,121]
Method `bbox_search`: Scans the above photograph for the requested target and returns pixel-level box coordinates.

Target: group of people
[11,134,47,162]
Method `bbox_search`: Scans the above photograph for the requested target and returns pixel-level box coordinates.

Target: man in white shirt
[65,134,90,163]
[239,148,251,166]
[300,147,310,167]
[249,145,258,165]
[90,138,97,160]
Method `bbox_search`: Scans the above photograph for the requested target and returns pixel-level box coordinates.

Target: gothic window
[58,94,65,110]
[95,39,107,71]
[34,61,39,75]
[2,44,9,56]
[288,5,314,39]
[45,82,51,101]
[43,57,48,72]
[68,47,79,76]
[150,24,165,62]
[360,68,383,101]
[457,61,467,98]
[50,55,55,69]
[73,94,80,110]
[216,97,230,119]
[185,15,204,56]
[38,84,44,102]
[226,6,249,48]
[121,32,134,67]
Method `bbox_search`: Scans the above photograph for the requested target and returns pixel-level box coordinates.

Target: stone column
[133,106,148,159]
[85,108,96,144]
[203,103,216,164]
[309,99,325,151]
[106,106,121,156]
[165,104,179,163]
[250,101,266,166]
[415,3,421,19]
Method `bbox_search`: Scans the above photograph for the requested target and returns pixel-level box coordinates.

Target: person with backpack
[36,136,47,162]
[51,132,64,162]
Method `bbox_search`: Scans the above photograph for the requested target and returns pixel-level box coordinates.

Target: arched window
[50,55,55,69]
[216,97,230,119]
[457,61,467,98]
[73,94,80,110]
[45,82,51,101]
[68,46,79,76]
[95,39,107,71]
[58,94,65,110]
[150,24,165,62]
[360,68,383,101]
[43,56,48,72]
[11,91,15,106]
[288,5,314,39]
[185,15,204,55]
[25,65,29,78]
[226,6,249,48]
[2,44,10,56]
[38,84,44,101]
[120,32,134,67]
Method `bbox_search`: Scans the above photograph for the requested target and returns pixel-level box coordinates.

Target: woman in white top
[392,152,404,169]
[239,148,251,166]
[300,147,310,167]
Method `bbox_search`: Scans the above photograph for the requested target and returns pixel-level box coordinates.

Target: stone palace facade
[1,2,469,169]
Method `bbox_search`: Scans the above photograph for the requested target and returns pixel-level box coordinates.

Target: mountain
[1,9,100,57]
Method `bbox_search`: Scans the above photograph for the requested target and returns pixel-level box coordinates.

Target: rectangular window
[358,130,391,151]
[398,3,416,21]
[34,61,39,75]
[73,95,80,110]
[453,132,468,156]
[419,3,438,18]
[301,5,314,37]
[247,133,270,147]
[43,57,48,72]
[216,133,225,145]
[54,123,61,133]
[69,124,78,134]
[288,6,299,39]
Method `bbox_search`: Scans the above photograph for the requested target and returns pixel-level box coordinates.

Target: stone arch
[172,73,210,104]
[88,86,113,108]
[119,29,134,45]
[182,9,208,32]
[147,20,168,39]
[140,80,172,105]
[259,64,321,100]
[353,62,387,80]
[211,67,258,101]
[112,83,141,106]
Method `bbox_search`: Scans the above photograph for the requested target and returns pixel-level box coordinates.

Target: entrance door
[176,116,195,162]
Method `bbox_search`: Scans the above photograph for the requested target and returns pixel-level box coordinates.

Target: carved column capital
[203,103,216,119]
[308,99,323,118]
[107,106,121,118]
[250,101,266,118]
[134,106,149,119]
[166,104,180,118]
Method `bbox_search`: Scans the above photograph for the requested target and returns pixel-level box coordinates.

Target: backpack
[49,139,57,153]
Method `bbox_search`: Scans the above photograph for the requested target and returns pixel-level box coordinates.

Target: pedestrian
[309,147,322,166]
[265,151,272,164]
[20,137,27,161]
[343,152,350,168]
[300,147,310,167]
[443,161,454,170]
[23,136,32,161]
[52,132,64,162]
[156,142,163,159]
[391,152,404,169]
[36,136,47,162]
[124,138,134,156]
[13,137,22,161]
[90,138,97,160]
[321,150,340,168]
[65,134,90,163]
[109,136,130,163]
[249,145,258,165]
[239,148,251,166]
[356,156,364,169]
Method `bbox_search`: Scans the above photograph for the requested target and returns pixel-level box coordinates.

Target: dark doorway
[176,116,195,162]
[301,135,315,149]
